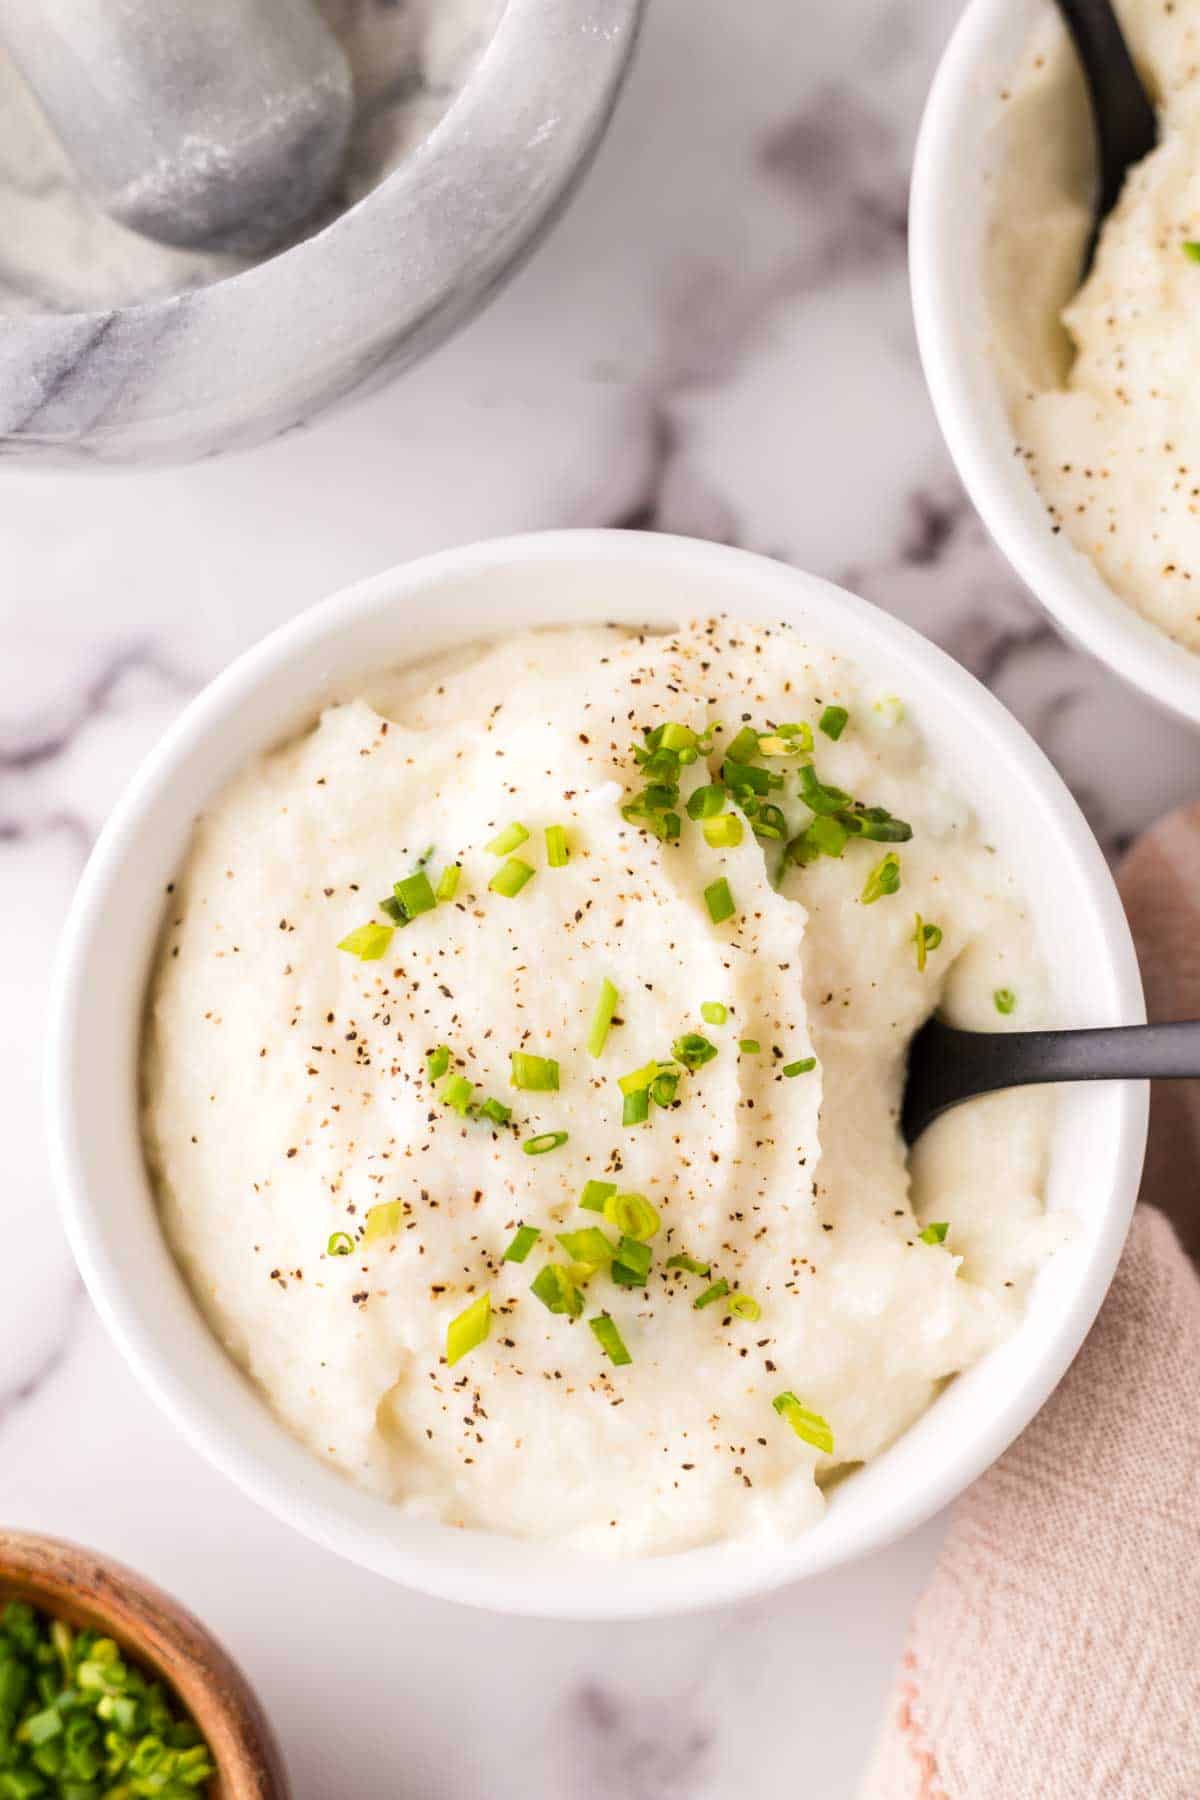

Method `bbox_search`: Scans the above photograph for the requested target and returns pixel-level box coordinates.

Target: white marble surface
[3,1,1199,1794]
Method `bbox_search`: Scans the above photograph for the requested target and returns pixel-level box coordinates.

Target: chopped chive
[798,764,852,817]
[393,869,437,919]
[510,1052,560,1091]
[612,1235,652,1286]
[913,914,943,971]
[649,1068,680,1108]
[752,802,787,842]
[727,1292,762,1321]
[487,821,530,856]
[545,824,569,867]
[436,863,462,902]
[772,1391,834,1454]
[703,813,744,849]
[556,1227,615,1265]
[326,1231,354,1257]
[919,1221,949,1246]
[446,1291,490,1366]
[819,704,849,740]
[478,1095,512,1125]
[589,1313,632,1365]
[665,1253,710,1276]
[602,1192,660,1241]
[694,1278,729,1310]
[672,1032,717,1071]
[860,852,901,905]
[587,978,620,1058]
[490,856,535,898]
[783,1057,816,1077]
[524,1130,569,1157]
[618,1060,659,1096]
[703,877,736,924]
[1185,240,1200,263]
[338,921,394,960]
[738,1038,760,1055]
[379,893,406,922]
[687,784,727,820]
[503,1225,541,1263]
[657,722,698,751]
[439,1071,475,1115]
[531,1263,584,1316]
[580,1179,617,1212]
[725,725,760,764]
[806,816,850,859]
[363,1200,403,1243]
[840,804,912,843]
[994,987,1016,1015]
[622,1088,650,1127]
[757,733,802,758]
[427,1044,451,1081]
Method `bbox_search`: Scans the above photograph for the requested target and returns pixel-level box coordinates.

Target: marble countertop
[3,1,1197,1794]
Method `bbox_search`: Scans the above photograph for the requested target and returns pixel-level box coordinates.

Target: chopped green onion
[725,725,760,764]
[801,816,850,861]
[478,1095,513,1125]
[556,1227,616,1265]
[738,1038,761,1054]
[672,1033,717,1071]
[665,1253,710,1276]
[694,1278,729,1310]
[393,869,437,919]
[687,784,727,820]
[758,731,805,757]
[920,1221,949,1246]
[440,1071,475,1115]
[487,821,530,856]
[503,1225,541,1263]
[427,1044,451,1081]
[587,978,620,1058]
[913,914,943,971]
[724,759,775,798]
[524,1130,569,1157]
[727,1292,762,1321]
[338,921,394,960]
[861,852,902,905]
[490,856,535,898]
[752,802,787,842]
[874,695,905,726]
[364,1200,403,1243]
[545,824,570,867]
[657,722,698,751]
[703,813,744,849]
[580,1178,617,1212]
[1185,240,1200,263]
[379,893,406,922]
[994,988,1016,1015]
[798,764,852,817]
[446,1291,490,1365]
[649,1068,680,1108]
[783,1057,816,1077]
[701,1001,728,1025]
[589,1312,632,1365]
[704,877,736,924]
[530,1263,584,1316]
[819,705,849,740]
[327,1231,354,1257]
[622,1088,650,1127]
[612,1235,652,1286]
[603,1192,660,1240]
[511,1052,560,1091]
[618,1059,659,1096]
[436,863,462,902]
[772,1391,834,1454]
[840,804,912,843]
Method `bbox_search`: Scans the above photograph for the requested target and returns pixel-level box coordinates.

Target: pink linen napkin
[860,805,1200,1799]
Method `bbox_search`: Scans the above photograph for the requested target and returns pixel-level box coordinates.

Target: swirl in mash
[143,620,1058,1554]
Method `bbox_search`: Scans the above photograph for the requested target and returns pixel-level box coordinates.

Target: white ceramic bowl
[910,0,1200,729]
[47,530,1146,1619]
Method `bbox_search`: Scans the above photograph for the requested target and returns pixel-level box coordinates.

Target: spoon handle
[949,1020,1200,1093]
[1055,0,1157,219]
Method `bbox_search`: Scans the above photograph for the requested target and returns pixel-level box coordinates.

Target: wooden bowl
[0,1530,289,1798]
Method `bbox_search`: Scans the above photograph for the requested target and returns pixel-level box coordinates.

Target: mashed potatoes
[989,1,1200,652]
[142,620,1058,1554]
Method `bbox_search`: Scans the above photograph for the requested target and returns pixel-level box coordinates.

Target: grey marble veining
[3,1,1199,1796]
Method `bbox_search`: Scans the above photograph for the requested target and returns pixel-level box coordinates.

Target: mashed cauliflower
[989,1,1200,652]
[142,620,1057,1554]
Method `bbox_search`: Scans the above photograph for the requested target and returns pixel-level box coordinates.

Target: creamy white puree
[989,2,1200,652]
[143,621,1059,1555]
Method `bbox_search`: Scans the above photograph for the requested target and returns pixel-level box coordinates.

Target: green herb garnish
[1184,241,1200,262]
[530,1263,584,1317]
[819,705,849,740]
[994,988,1016,1015]
[782,1057,816,1077]
[738,1038,760,1054]
[913,914,943,971]
[703,813,744,849]
[510,1052,560,1091]
[703,877,736,924]
[487,821,530,856]
[693,1278,729,1310]
[772,1391,834,1453]
[503,1225,541,1263]
[580,1179,617,1212]
[611,1235,652,1287]
[337,921,394,960]
[602,1192,660,1241]
[700,1001,728,1025]
[427,1044,451,1081]
[478,1096,512,1125]
[665,1253,711,1276]
[490,857,535,898]
[860,852,901,905]
[672,1032,718,1071]
[436,863,462,902]
[919,1221,949,1245]
[327,1231,354,1256]
[439,1071,475,1115]
[727,1292,762,1321]
[545,824,569,867]
[524,1130,569,1157]
[363,1200,402,1242]
[587,978,620,1058]
[556,1227,616,1266]
[589,1313,632,1366]
[446,1291,490,1365]
[686,784,727,820]
[622,1088,650,1127]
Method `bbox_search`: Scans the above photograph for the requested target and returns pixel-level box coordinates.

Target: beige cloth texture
[860,805,1200,1800]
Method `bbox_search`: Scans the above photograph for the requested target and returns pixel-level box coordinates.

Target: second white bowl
[47,530,1145,1618]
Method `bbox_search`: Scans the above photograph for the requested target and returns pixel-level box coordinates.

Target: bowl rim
[909,0,1200,729]
[46,528,1147,1619]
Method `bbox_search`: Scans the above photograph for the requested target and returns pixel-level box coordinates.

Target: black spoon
[1054,0,1157,273]
[902,1017,1200,1145]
